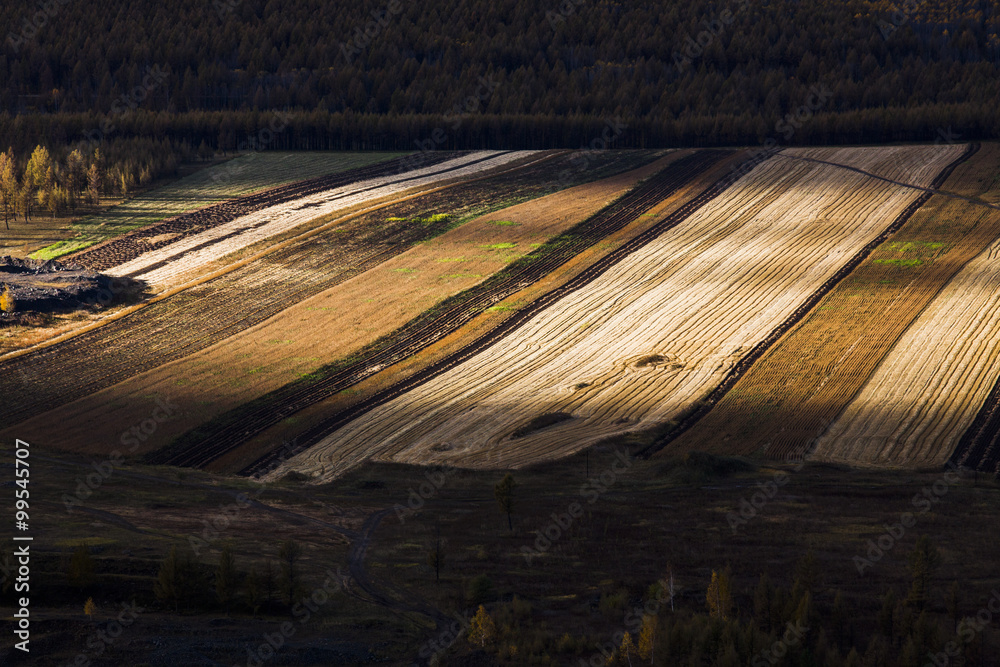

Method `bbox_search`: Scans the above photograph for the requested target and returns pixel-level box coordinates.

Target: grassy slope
[3,443,998,665]
[30,152,404,260]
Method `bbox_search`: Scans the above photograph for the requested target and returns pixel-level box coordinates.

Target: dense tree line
[0,138,192,226]
[0,0,998,150]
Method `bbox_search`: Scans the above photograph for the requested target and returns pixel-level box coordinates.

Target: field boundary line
[775,151,1000,212]
[0,152,565,365]
[222,149,755,477]
[637,142,981,461]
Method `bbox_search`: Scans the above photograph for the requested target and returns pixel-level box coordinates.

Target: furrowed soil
[157,150,738,474]
[275,145,963,483]
[672,142,1000,466]
[218,150,748,476]
[7,151,678,460]
[29,152,404,260]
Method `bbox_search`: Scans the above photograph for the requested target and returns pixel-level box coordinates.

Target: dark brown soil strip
[635,142,981,461]
[67,151,467,271]
[180,149,745,475]
[0,151,654,431]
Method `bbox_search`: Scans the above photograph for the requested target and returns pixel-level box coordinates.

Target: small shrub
[466,574,496,605]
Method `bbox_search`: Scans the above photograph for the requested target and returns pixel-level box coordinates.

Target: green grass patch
[873,258,924,268]
[488,219,520,226]
[480,242,518,250]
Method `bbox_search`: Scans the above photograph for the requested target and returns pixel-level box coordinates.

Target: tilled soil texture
[6,151,679,462]
[150,149,735,473]
[0,150,661,431]
[66,152,462,272]
[669,143,994,466]
[273,145,964,483]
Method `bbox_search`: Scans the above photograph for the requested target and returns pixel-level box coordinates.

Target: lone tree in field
[638,615,656,664]
[67,544,96,591]
[278,539,304,607]
[619,631,637,667]
[468,605,496,648]
[0,150,16,229]
[215,543,239,613]
[906,535,941,609]
[154,546,183,612]
[706,568,733,620]
[245,567,263,618]
[494,473,516,533]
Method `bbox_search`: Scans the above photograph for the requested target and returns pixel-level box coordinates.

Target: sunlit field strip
[815,231,1000,467]
[105,151,534,286]
[664,142,995,462]
[280,144,964,482]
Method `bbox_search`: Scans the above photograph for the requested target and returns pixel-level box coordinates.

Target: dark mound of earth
[0,256,146,321]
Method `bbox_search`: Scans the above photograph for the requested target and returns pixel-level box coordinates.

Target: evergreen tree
[706,569,733,621]
[494,473,516,533]
[215,544,239,613]
[67,544,96,591]
[906,536,941,610]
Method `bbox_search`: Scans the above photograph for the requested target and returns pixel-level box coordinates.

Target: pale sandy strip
[814,235,1000,467]
[107,152,535,285]
[274,145,963,482]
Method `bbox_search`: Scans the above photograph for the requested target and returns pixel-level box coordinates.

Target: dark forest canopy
[1,0,999,151]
